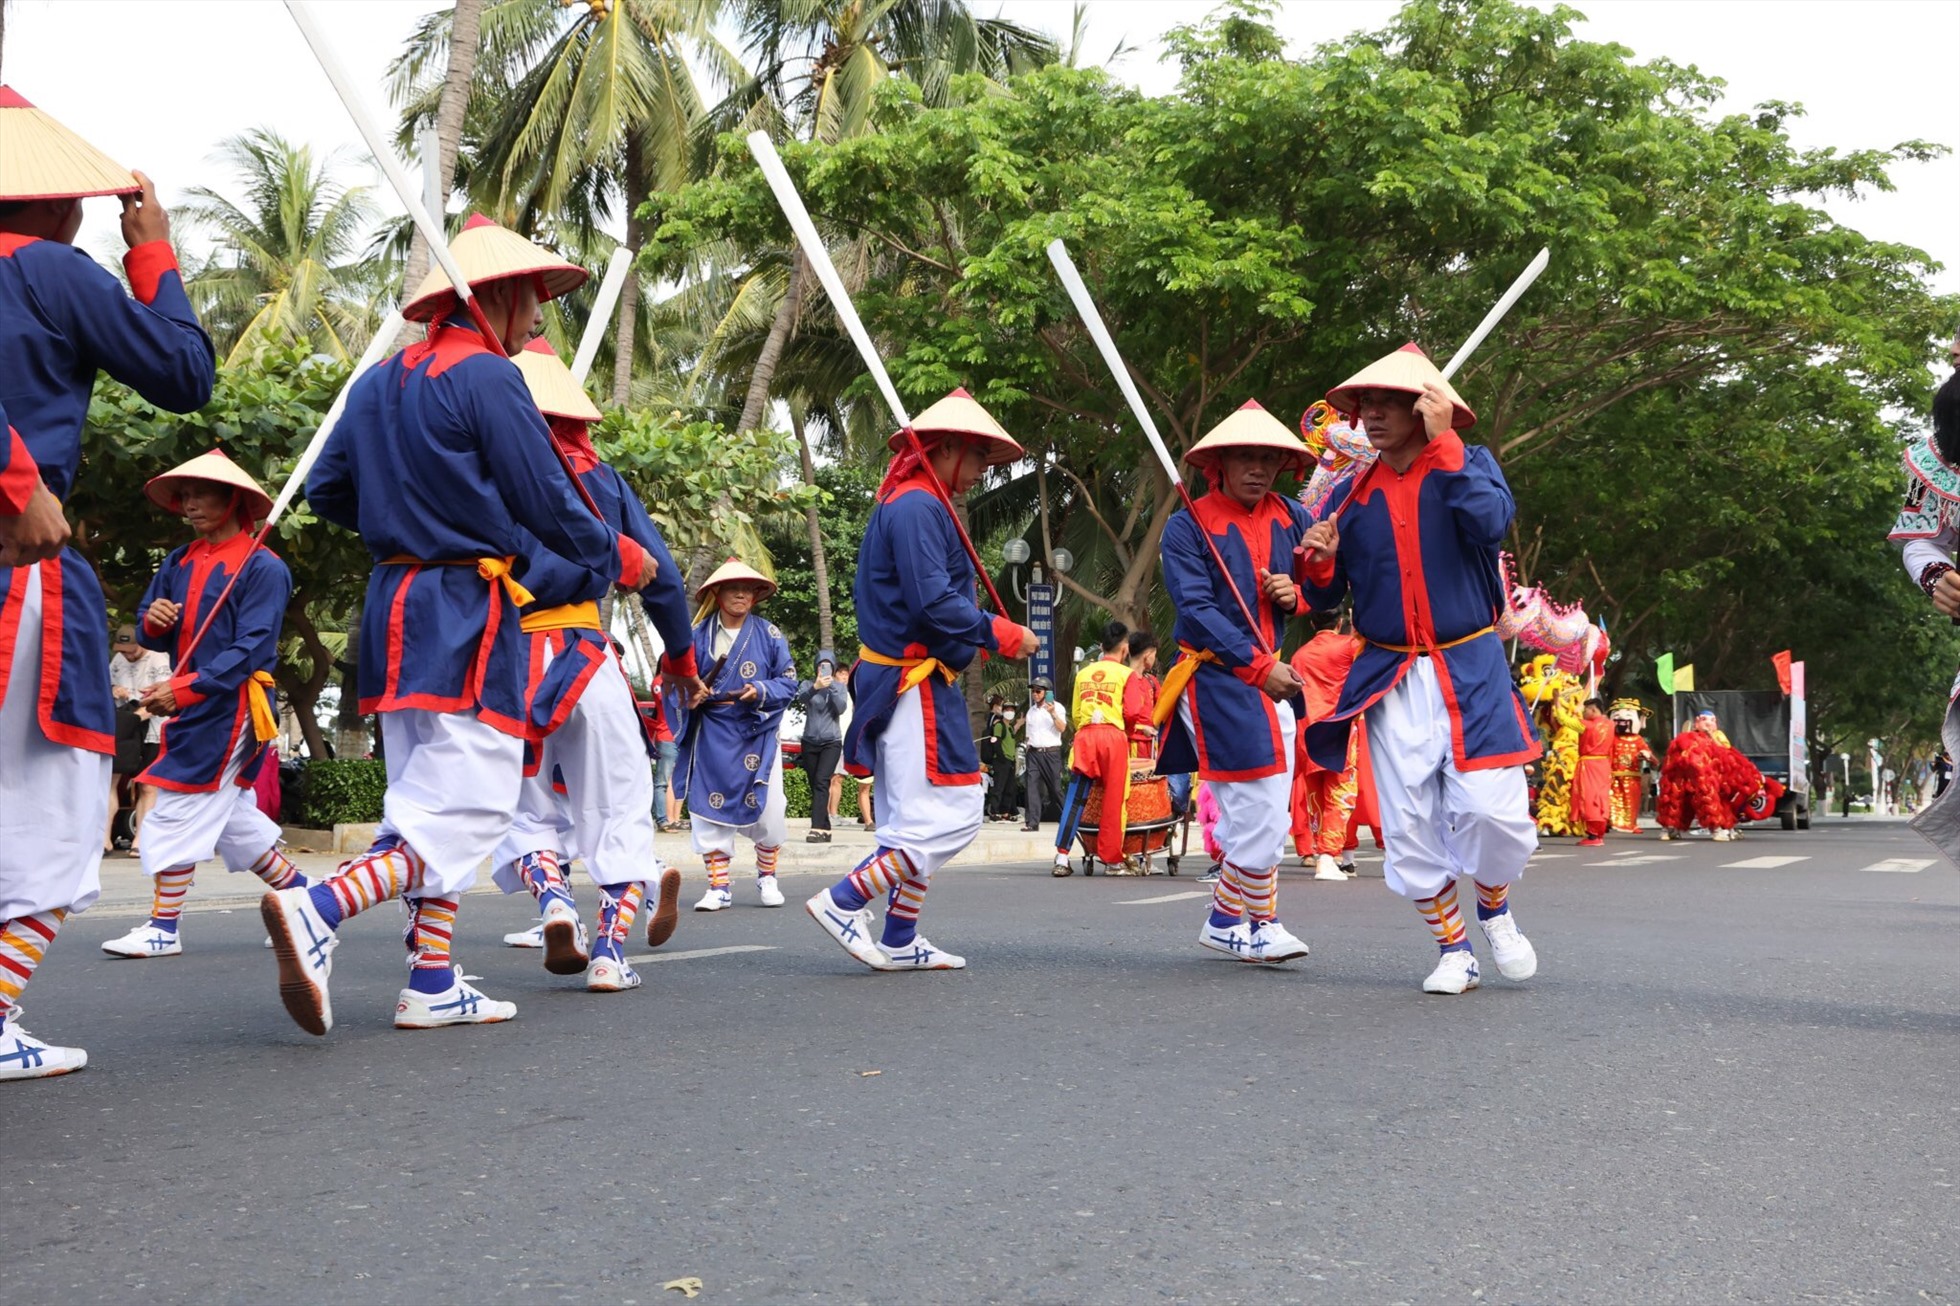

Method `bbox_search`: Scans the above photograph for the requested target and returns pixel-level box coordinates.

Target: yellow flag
[1674,663,1695,692]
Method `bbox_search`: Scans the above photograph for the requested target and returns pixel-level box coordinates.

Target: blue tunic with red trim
[845,476,1015,785]
[1297,429,1540,773]
[1156,490,1311,782]
[304,318,644,738]
[0,234,214,754]
[133,533,291,792]
[666,613,797,823]
[511,452,696,748]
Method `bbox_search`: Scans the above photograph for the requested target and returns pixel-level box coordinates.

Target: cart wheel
[1168,856,1180,876]
[1084,859,1095,876]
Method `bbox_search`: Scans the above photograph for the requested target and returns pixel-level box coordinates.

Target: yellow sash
[247,670,278,744]
[1365,625,1494,656]
[858,645,957,695]
[383,554,535,607]
[1153,645,1217,726]
[520,600,602,633]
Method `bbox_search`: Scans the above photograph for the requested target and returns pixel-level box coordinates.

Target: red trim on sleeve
[989,614,1024,656]
[166,672,204,710]
[0,427,37,515]
[123,241,180,305]
[615,535,649,589]
[1295,544,1335,590]
[659,645,699,679]
[1233,650,1278,690]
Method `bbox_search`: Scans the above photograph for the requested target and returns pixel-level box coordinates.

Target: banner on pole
[1027,582,1056,690]
[1656,652,1675,693]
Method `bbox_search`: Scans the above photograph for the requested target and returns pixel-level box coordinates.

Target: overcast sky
[5,0,1956,294]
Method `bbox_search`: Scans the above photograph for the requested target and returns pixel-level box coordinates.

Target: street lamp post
[1001,541,1072,698]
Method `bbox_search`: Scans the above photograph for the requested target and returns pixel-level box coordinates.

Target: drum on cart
[1077,773,1190,875]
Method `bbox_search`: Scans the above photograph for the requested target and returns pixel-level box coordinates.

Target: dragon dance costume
[1301,344,1540,994]
[1891,368,1960,862]
[807,390,1036,972]
[1,90,215,1079]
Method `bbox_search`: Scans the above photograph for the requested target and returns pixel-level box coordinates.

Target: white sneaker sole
[540,914,588,976]
[261,891,333,1036]
[393,993,518,1029]
[644,868,682,948]
[101,939,182,958]
[584,961,642,992]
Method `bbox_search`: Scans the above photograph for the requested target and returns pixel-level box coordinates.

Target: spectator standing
[646,674,680,832]
[107,623,170,854]
[799,650,848,843]
[829,662,853,824]
[1021,676,1066,831]
[985,697,1020,821]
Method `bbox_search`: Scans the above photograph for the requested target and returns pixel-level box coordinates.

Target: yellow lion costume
[1519,655,1585,836]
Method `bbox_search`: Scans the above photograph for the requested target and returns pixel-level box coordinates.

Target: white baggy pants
[1179,697,1295,871]
[691,748,788,859]
[139,725,281,876]
[1364,655,1536,900]
[0,565,108,919]
[379,708,524,896]
[867,688,983,880]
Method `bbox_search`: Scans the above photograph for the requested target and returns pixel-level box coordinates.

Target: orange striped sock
[0,910,65,1016]
[596,882,644,953]
[405,895,459,975]
[1473,880,1509,921]
[1417,883,1470,952]
[882,866,932,947]
[248,846,306,891]
[327,842,424,921]
[150,867,195,927]
[755,845,780,879]
[704,851,732,891]
[1237,864,1278,923]
[842,848,910,907]
[1209,862,1248,925]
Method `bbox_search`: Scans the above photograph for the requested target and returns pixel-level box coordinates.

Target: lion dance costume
[1608,699,1658,832]
[1519,656,1584,837]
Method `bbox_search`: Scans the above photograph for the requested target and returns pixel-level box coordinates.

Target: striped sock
[881,865,931,948]
[755,845,780,879]
[1209,861,1248,928]
[1473,880,1510,921]
[1237,864,1279,923]
[704,851,732,892]
[403,895,459,994]
[0,910,65,1018]
[515,850,570,907]
[834,847,911,911]
[149,867,195,932]
[1417,883,1471,953]
[593,882,644,961]
[308,836,424,929]
[248,846,306,891]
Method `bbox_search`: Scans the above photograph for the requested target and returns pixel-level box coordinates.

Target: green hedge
[287,758,388,827]
[777,762,862,822]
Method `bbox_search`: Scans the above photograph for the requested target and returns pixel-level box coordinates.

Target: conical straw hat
[144,448,274,524]
[888,387,1024,466]
[695,557,778,603]
[402,213,589,323]
[513,337,603,422]
[0,86,140,202]
[1326,342,1476,430]
[1184,399,1312,473]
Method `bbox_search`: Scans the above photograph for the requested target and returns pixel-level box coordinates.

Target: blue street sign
[1026,582,1056,688]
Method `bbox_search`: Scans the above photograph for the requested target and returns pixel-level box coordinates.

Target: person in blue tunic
[0,88,214,1081]
[805,389,1039,971]
[1153,402,1313,967]
[98,453,303,960]
[1297,344,1541,995]
[488,337,700,993]
[667,559,798,912]
[264,216,658,1037]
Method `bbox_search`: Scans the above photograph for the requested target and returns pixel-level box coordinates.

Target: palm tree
[179,129,383,366]
[403,0,486,289]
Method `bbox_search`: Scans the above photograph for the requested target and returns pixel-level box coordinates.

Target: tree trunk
[687,250,808,590]
[790,406,835,653]
[611,140,649,406]
[281,602,336,762]
[403,0,484,290]
[332,613,369,760]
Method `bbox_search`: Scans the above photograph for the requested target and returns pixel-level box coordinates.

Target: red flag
[1772,649,1793,696]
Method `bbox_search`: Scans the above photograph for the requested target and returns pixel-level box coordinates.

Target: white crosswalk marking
[1859,858,1936,873]
[1589,854,1682,866]
[623,944,778,965]
[1118,891,1210,905]
[1722,856,1809,869]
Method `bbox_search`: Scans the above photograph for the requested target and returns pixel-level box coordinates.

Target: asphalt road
[8,818,1959,1304]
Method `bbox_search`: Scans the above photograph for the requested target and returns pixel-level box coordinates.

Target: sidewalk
[90,817,1145,914]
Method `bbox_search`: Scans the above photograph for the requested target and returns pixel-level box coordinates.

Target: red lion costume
[1658,728,1785,835]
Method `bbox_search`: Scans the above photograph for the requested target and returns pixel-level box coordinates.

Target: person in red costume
[1288,612,1361,881]
[1657,711,1734,841]
[1568,699,1613,846]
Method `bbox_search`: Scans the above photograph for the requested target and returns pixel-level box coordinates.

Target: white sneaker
[1422,949,1481,994]
[1313,854,1351,882]
[101,923,182,958]
[1712,827,1735,842]
[694,886,733,912]
[1250,920,1310,964]
[394,968,517,1028]
[262,887,337,1036]
[0,1013,86,1081]
[805,887,883,968]
[1658,829,1677,841]
[584,954,642,992]
[503,923,545,949]
[1199,918,1256,961]
[644,866,682,947]
[869,936,966,971]
[1480,911,1538,980]
[539,896,589,975]
[756,875,785,908]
